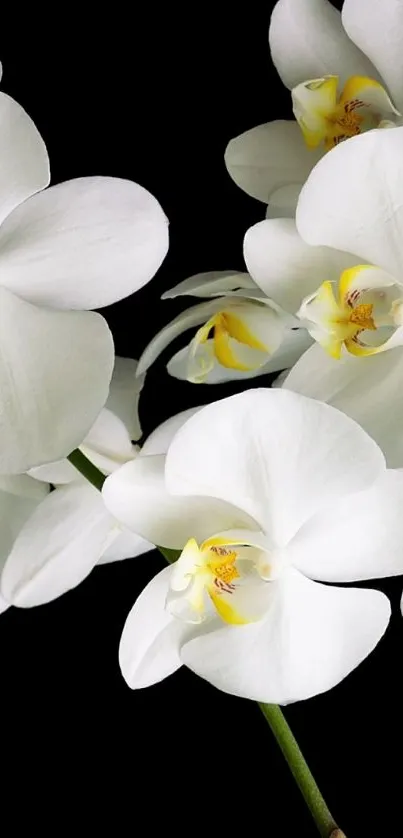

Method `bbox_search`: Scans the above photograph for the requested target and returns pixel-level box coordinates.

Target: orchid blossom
[225,0,403,217]
[136,271,311,383]
[101,389,403,705]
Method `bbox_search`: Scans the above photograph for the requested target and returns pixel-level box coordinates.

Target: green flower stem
[259,703,344,837]
[69,448,345,837]
[68,449,106,491]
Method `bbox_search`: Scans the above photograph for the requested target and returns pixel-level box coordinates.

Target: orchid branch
[68,447,346,837]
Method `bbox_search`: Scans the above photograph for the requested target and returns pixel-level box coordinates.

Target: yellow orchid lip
[166,534,272,626]
[292,74,400,151]
[298,265,403,359]
[186,302,280,383]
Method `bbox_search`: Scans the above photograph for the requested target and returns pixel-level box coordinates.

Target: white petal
[98,529,153,563]
[225,121,322,203]
[343,0,403,112]
[1,482,117,607]
[167,328,312,383]
[0,93,49,227]
[81,408,136,474]
[0,595,9,615]
[162,271,256,299]
[136,298,244,376]
[266,184,301,218]
[244,217,357,313]
[0,287,114,474]
[296,127,403,279]
[102,454,258,549]
[0,475,49,568]
[165,389,384,547]
[288,470,403,581]
[0,177,169,309]
[120,566,192,688]
[269,0,378,90]
[106,356,145,440]
[141,407,203,455]
[283,343,403,467]
[181,567,390,703]
[28,460,78,485]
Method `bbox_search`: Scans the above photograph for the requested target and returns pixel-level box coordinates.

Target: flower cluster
[2,0,403,771]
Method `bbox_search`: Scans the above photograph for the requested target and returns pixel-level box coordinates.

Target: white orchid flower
[245,127,403,359]
[136,271,312,383]
[101,389,403,705]
[293,123,403,358]
[0,362,197,609]
[0,93,168,475]
[225,0,403,216]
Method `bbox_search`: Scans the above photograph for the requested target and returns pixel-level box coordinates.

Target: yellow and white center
[187,302,283,383]
[298,264,403,359]
[292,74,400,151]
[166,533,274,625]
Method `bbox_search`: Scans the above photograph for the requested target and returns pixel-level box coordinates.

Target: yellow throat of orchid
[298,264,403,359]
[292,74,400,151]
[187,306,272,382]
[166,534,272,625]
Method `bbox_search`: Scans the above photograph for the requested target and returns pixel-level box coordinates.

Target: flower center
[187,304,273,382]
[297,265,403,359]
[166,534,272,625]
[292,74,399,152]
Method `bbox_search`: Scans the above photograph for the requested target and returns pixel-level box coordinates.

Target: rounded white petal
[0,287,114,474]
[296,128,403,279]
[288,470,403,581]
[269,0,377,90]
[106,356,145,441]
[167,328,312,383]
[1,482,117,607]
[141,407,203,455]
[0,177,169,309]
[283,343,403,467]
[98,529,154,563]
[343,0,403,112]
[244,217,357,313]
[266,184,301,219]
[225,121,322,203]
[119,566,191,688]
[102,454,258,549]
[165,389,385,547]
[0,475,49,569]
[181,567,390,703]
[81,408,136,474]
[136,299,229,376]
[162,271,256,299]
[28,460,78,485]
[0,93,50,227]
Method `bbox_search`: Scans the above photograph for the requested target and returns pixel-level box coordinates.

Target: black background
[1,4,401,835]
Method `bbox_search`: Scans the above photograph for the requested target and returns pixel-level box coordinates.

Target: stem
[69,449,345,838]
[259,703,344,838]
[68,449,106,491]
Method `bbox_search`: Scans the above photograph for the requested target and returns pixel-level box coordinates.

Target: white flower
[225,0,403,216]
[244,127,403,358]
[0,93,168,474]
[0,360,195,609]
[136,271,312,383]
[101,389,403,705]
